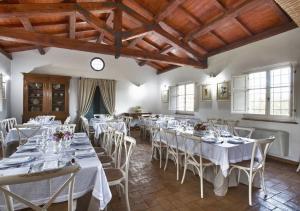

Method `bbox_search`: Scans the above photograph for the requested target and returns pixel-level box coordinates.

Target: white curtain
[98,79,116,115]
[78,78,98,117]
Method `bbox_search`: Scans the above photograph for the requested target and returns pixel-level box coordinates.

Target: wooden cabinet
[23,73,70,122]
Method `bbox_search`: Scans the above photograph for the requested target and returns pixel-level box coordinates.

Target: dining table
[156,127,262,196]
[92,120,127,139]
[0,133,112,210]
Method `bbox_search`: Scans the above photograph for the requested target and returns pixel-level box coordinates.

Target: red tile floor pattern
[108,131,300,211]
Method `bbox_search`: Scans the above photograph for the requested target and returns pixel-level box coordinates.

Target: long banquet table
[155,128,262,196]
[0,133,112,210]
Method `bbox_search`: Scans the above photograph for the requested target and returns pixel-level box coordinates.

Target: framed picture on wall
[161,90,169,103]
[217,81,230,101]
[201,84,212,101]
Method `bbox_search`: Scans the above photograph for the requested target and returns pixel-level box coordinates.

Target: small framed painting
[161,90,169,103]
[217,81,230,101]
[201,85,212,101]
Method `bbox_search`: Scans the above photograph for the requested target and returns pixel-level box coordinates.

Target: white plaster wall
[0,54,11,120]
[10,48,160,122]
[158,28,300,162]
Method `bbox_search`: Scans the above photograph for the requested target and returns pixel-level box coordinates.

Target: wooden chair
[228,136,275,206]
[98,130,123,168]
[0,118,17,137]
[15,124,41,146]
[0,163,80,211]
[180,133,214,198]
[297,163,300,172]
[81,116,106,155]
[149,126,167,168]
[234,127,255,138]
[61,124,76,133]
[122,116,133,136]
[104,136,136,211]
[64,116,71,125]
[162,128,184,181]
[0,131,6,158]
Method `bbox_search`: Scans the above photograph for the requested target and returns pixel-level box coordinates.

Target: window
[169,83,195,113]
[232,64,295,121]
[85,86,108,119]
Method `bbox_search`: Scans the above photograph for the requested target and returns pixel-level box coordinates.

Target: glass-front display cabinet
[23,73,70,122]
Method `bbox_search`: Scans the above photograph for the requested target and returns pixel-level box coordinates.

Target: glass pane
[270,87,290,116]
[185,94,194,112]
[186,83,194,95]
[52,83,65,112]
[247,89,266,114]
[270,67,291,88]
[248,71,266,89]
[177,85,185,96]
[176,95,185,111]
[28,82,43,112]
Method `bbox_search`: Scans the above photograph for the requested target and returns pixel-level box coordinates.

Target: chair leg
[259,170,267,197]
[125,180,131,211]
[237,169,241,184]
[248,174,253,206]
[164,148,169,171]
[200,167,204,199]
[176,155,179,181]
[181,155,187,184]
[297,163,300,172]
[159,148,162,168]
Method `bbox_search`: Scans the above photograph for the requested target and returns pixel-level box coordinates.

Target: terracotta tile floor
[108,131,300,211]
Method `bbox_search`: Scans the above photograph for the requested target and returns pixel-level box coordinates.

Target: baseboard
[267,155,298,166]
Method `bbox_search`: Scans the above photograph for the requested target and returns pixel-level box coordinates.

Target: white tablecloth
[0,133,111,210]
[158,129,261,196]
[94,121,127,138]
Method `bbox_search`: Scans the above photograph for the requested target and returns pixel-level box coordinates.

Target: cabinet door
[48,78,69,119]
[24,79,48,116]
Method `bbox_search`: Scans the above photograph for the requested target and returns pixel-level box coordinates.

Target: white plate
[2,156,34,166]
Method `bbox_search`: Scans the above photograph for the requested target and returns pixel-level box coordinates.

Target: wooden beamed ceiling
[0,0,296,74]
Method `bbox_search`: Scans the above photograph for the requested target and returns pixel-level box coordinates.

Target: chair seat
[94,147,106,154]
[104,168,125,182]
[98,155,113,164]
[231,160,261,170]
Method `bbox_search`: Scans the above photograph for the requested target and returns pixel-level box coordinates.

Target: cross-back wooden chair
[98,130,123,168]
[162,128,184,181]
[0,164,80,211]
[0,118,17,137]
[149,126,167,168]
[64,116,71,125]
[122,116,132,136]
[104,136,136,211]
[15,124,41,146]
[234,127,255,138]
[228,136,275,206]
[0,131,6,158]
[180,133,215,198]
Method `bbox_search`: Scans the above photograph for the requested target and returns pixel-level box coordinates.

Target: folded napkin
[75,150,95,158]
[42,160,58,171]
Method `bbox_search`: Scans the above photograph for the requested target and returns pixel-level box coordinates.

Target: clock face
[90,57,105,71]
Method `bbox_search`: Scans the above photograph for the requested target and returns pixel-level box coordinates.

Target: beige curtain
[78,78,98,116]
[98,79,116,115]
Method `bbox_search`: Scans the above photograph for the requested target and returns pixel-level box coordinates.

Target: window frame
[232,63,296,122]
[169,82,195,114]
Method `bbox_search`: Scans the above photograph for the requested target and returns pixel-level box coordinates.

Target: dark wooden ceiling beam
[114,0,122,59]
[0,45,12,60]
[75,4,114,40]
[212,0,227,12]
[0,2,116,18]
[118,2,206,64]
[184,0,265,42]
[122,24,157,41]
[207,22,296,57]
[274,0,300,26]
[19,17,45,55]
[0,27,206,68]
[209,32,227,45]
[69,12,76,39]
[97,13,113,44]
[138,44,173,66]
